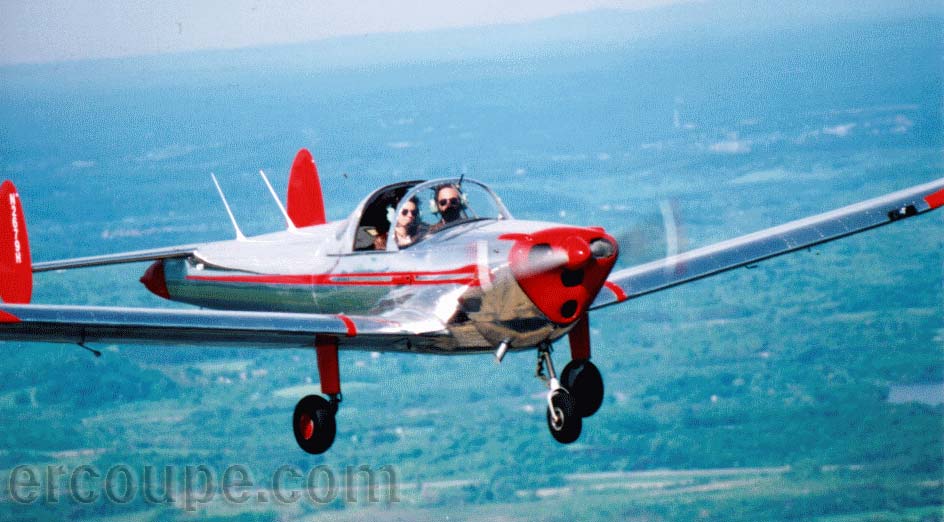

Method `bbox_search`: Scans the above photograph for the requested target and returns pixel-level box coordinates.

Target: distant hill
[2,0,941,80]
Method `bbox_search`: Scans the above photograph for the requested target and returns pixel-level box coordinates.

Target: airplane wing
[591,178,944,310]
[32,244,201,272]
[0,303,449,352]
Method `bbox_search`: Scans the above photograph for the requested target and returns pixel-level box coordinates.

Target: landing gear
[561,359,604,417]
[293,394,339,454]
[292,335,342,454]
[546,388,581,443]
[536,343,582,444]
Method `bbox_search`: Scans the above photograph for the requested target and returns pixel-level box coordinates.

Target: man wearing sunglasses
[428,184,465,234]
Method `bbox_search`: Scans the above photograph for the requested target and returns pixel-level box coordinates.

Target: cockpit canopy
[349,178,512,252]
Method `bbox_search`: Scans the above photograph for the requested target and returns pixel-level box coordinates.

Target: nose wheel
[547,388,581,443]
[536,343,582,443]
[293,394,339,454]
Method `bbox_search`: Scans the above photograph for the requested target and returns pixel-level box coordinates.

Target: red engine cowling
[502,227,618,325]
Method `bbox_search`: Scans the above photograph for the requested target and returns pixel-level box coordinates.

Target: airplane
[0,148,942,454]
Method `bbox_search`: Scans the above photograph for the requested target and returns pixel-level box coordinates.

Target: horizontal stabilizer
[31,244,199,272]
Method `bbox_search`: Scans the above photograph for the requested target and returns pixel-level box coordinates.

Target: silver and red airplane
[1,148,942,454]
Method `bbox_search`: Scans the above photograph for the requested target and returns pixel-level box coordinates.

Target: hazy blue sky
[0,0,692,65]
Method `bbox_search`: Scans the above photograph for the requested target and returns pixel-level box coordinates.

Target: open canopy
[390,178,513,249]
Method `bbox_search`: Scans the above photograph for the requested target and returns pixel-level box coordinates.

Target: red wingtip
[286,148,327,228]
[0,180,32,304]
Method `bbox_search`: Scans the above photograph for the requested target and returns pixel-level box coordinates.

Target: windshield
[388,178,512,249]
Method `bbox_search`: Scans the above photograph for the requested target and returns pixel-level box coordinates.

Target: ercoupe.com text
[5,463,398,511]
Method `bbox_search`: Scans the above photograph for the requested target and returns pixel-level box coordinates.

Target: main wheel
[561,359,604,417]
[546,389,582,444]
[293,395,337,454]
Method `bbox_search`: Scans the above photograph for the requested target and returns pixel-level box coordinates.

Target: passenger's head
[373,218,390,250]
[435,185,462,223]
[397,197,419,229]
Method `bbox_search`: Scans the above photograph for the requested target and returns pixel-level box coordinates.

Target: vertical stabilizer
[0,180,32,303]
[286,148,327,227]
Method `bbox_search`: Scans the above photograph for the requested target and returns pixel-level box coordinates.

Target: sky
[0,0,692,65]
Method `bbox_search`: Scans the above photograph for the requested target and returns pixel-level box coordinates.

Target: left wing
[592,178,944,310]
[1,179,449,352]
[0,304,449,352]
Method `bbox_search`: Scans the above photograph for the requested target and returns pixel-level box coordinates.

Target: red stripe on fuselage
[604,281,628,302]
[924,189,944,210]
[0,310,20,323]
[187,274,313,284]
[185,265,481,287]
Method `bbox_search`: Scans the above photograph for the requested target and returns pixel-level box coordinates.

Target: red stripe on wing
[337,314,357,337]
[604,281,628,302]
[924,188,944,209]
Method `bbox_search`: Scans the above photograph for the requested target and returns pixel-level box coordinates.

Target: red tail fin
[286,148,327,227]
[0,180,32,303]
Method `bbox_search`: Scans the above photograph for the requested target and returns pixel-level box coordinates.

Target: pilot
[394,196,420,247]
[428,184,464,234]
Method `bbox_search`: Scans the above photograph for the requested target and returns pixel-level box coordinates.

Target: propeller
[609,199,686,269]
[501,227,620,324]
[507,235,612,279]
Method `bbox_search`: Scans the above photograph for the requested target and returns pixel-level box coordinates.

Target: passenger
[428,184,464,234]
[372,219,390,250]
[394,196,420,247]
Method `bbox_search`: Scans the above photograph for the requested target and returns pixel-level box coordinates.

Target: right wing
[0,303,449,352]
[592,178,944,309]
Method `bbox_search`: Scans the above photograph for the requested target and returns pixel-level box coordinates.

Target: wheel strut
[536,341,582,443]
[535,342,563,424]
[292,336,343,454]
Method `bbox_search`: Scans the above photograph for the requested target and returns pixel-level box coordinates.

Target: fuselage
[142,217,619,354]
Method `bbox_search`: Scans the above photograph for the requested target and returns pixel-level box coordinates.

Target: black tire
[293,395,337,454]
[561,359,604,417]
[546,389,582,444]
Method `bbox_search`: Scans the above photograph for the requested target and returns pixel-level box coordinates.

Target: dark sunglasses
[438,197,460,207]
[400,208,417,216]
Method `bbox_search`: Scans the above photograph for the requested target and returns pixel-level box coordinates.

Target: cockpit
[350,178,512,252]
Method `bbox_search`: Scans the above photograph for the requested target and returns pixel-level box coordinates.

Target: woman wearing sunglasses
[394,196,420,247]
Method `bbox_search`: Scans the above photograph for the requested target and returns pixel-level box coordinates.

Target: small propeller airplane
[1,148,942,454]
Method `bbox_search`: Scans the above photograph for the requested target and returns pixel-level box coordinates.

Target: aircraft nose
[501,227,619,324]
[562,235,591,270]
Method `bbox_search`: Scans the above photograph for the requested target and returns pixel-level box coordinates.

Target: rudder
[0,180,32,303]
[286,148,327,227]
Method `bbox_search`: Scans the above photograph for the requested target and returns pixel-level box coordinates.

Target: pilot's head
[435,184,462,223]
